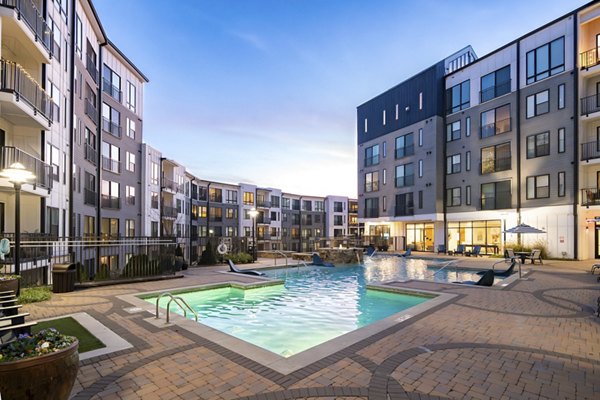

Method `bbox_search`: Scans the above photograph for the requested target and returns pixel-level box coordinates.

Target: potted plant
[0,273,20,294]
[0,328,79,400]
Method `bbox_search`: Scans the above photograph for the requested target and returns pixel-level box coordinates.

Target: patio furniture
[514,251,531,264]
[227,259,265,276]
[454,270,495,286]
[504,248,515,262]
[476,260,516,277]
[472,245,482,257]
[437,244,446,254]
[455,244,465,256]
[311,253,335,268]
[527,249,543,264]
[397,248,412,257]
[365,245,376,256]
[591,264,600,274]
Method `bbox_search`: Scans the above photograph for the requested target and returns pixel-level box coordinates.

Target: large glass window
[480,104,511,138]
[446,120,461,142]
[526,90,549,118]
[102,65,121,101]
[395,163,414,187]
[395,193,414,216]
[447,220,501,254]
[446,154,461,174]
[365,145,380,166]
[446,80,470,114]
[102,103,121,137]
[526,174,550,199]
[526,132,550,158]
[395,133,414,159]
[481,181,511,210]
[446,187,461,207]
[126,81,137,112]
[365,171,379,192]
[526,37,565,84]
[481,142,511,174]
[364,198,379,218]
[480,65,510,102]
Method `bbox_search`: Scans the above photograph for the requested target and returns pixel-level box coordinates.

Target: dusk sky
[94,0,584,198]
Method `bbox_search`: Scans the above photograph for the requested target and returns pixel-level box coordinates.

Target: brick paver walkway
[24,256,600,399]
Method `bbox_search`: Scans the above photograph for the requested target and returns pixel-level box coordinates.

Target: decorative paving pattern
[23,262,600,399]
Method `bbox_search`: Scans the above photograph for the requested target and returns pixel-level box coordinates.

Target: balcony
[0,0,54,59]
[582,188,600,206]
[0,146,52,190]
[162,177,181,193]
[581,47,600,70]
[580,94,600,116]
[480,156,511,174]
[257,200,271,208]
[364,208,379,218]
[209,214,222,222]
[481,191,511,210]
[84,99,97,122]
[101,195,120,209]
[102,117,122,138]
[480,79,511,103]
[480,116,511,138]
[257,216,271,224]
[0,59,55,127]
[84,143,97,165]
[102,78,122,102]
[581,141,600,161]
[395,204,414,217]
[84,188,97,206]
[162,205,178,218]
[86,55,98,83]
[102,156,120,174]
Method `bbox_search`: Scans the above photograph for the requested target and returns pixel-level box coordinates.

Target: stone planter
[0,277,19,294]
[0,340,79,400]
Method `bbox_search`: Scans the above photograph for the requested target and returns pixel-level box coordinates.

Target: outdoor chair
[437,244,446,254]
[504,248,515,262]
[455,244,465,256]
[227,259,265,276]
[397,248,412,257]
[472,245,482,257]
[527,249,543,264]
[455,270,495,286]
[477,260,516,277]
[365,246,376,257]
[311,253,335,268]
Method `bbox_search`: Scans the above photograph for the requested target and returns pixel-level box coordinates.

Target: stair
[0,291,36,344]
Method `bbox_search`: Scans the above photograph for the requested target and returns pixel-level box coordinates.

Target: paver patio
[23,255,600,399]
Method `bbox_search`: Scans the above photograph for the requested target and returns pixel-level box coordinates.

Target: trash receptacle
[52,263,77,293]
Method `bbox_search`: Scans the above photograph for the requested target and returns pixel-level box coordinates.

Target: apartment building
[281,193,326,252]
[324,196,348,238]
[348,200,359,237]
[357,0,600,260]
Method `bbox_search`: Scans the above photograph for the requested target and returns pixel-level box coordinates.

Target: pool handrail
[272,250,289,267]
[155,292,199,323]
[430,260,459,277]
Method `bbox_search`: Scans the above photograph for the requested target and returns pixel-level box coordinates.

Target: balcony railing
[161,177,181,193]
[395,175,414,188]
[102,78,122,102]
[84,143,97,165]
[102,117,121,137]
[581,47,600,70]
[86,55,98,83]
[480,156,511,174]
[101,156,120,174]
[480,116,511,138]
[0,146,52,190]
[209,214,222,222]
[0,59,55,123]
[162,205,178,218]
[126,195,135,205]
[582,188,600,206]
[0,0,54,55]
[84,188,96,206]
[395,145,414,159]
[101,195,120,209]
[257,216,271,224]
[364,208,379,218]
[395,205,414,216]
[581,141,600,161]
[581,94,600,116]
[257,200,271,208]
[481,191,511,210]
[84,99,97,121]
[209,195,223,203]
[480,79,511,103]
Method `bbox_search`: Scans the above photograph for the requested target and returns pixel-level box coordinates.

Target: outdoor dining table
[514,251,531,264]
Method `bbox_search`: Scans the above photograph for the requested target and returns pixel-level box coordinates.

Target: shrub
[228,252,253,264]
[504,239,549,259]
[18,286,52,304]
[199,244,217,265]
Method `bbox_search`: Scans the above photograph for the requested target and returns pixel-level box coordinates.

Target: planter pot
[0,340,79,400]
[0,277,19,294]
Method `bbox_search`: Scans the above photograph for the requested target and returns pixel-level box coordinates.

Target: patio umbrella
[503,223,545,234]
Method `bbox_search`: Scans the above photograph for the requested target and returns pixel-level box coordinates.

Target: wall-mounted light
[405,106,410,112]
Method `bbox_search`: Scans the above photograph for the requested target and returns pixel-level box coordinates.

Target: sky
[94,0,585,198]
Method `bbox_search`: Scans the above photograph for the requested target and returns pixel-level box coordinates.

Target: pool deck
[24,253,600,399]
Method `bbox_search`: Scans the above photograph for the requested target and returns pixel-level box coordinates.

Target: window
[84,215,95,236]
[101,180,120,209]
[446,80,470,113]
[446,154,461,174]
[102,141,120,173]
[418,159,423,177]
[47,143,60,181]
[125,219,135,237]
[226,190,238,204]
[364,118,368,133]
[558,128,565,153]
[151,192,158,209]
[126,81,137,112]
[466,186,471,205]
[480,104,511,138]
[526,175,550,199]
[480,65,510,102]
[102,103,121,136]
[46,207,59,236]
[75,15,82,59]
[365,172,379,192]
[481,142,511,174]
[395,163,414,187]
[126,152,135,172]
[102,65,121,101]
[382,196,387,213]
[101,217,119,238]
[395,133,414,158]
[333,201,344,212]
[314,201,324,211]
[558,172,565,197]
[382,168,387,185]
[418,191,423,209]
[466,151,471,171]
[151,162,159,185]
[395,104,399,120]
[334,215,343,226]
[382,141,387,158]
[84,172,96,205]
[419,92,423,110]
[226,208,237,219]
[395,193,414,216]
[243,192,254,205]
[466,117,471,137]
[558,84,565,109]
[302,200,312,211]
[365,145,380,166]
[83,127,96,164]
[126,118,136,139]
[526,132,550,158]
[364,198,379,218]
[151,221,158,237]
[382,109,386,125]
[271,195,280,207]
[526,37,565,84]
[481,181,511,210]
[446,120,461,142]
[446,187,461,207]
[47,80,61,122]
[126,186,135,205]
[209,187,222,202]
[418,128,423,146]
[526,90,549,118]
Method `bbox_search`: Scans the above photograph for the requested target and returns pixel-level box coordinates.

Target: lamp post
[249,208,258,261]
[0,162,36,276]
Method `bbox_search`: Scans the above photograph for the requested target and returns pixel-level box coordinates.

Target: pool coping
[117,280,456,375]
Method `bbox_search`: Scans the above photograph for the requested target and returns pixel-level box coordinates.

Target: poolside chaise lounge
[476,260,516,277]
[455,244,465,256]
[526,249,543,264]
[365,246,376,256]
[455,270,495,286]
[397,248,412,257]
[227,259,265,276]
[505,248,515,262]
[437,244,446,254]
[311,253,335,268]
[471,245,482,257]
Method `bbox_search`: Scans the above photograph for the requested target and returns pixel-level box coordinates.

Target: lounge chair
[455,270,495,286]
[437,244,446,254]
[476,260,516,277]
[472,245,482,257]
[227,259,265,276]
[527,249,543,264]
[365,246,376,257]
[397,248,412,257]
[311,253,335,268]
[504,248,515,262]
[455,244,465,256]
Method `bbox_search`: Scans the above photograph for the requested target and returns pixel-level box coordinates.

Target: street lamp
[0,162,35,275]
[248,208,259,261]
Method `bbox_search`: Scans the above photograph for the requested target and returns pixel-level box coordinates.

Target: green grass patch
[18,286,52,304]
[32,317,106,353]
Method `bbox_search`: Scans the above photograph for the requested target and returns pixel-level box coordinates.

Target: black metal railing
[581,47,600,69]
[0,146,52,189]
[0,0,54,55]
[364,208,379,218]
[209,194,223,203]
[364,155,379,167]
[480,156,511,174]
[102,78,122,102]
[257,216,271,224]
[395,145,414,159]
[582,188,600,206]
[364,181,379,192]
[162,205,178,218]
[480,79,511,103]
[126,195,135,205]
[86,55,98,83]
[101,195,120,209]
[209,214,222,222]
[480,116,511,138]
[395,175,414,188]
[84,143,97,165]
[257,200,271,208]
[395,204,415,216]
[0,59,55,123]
[84,99,97,121]
[102,117,122,137]
[84,188,96,206]
[481,191,511,210]
[581,93,600,116]
[101,156,120,174]
[581,141,600,161]
[161,177,181,193]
